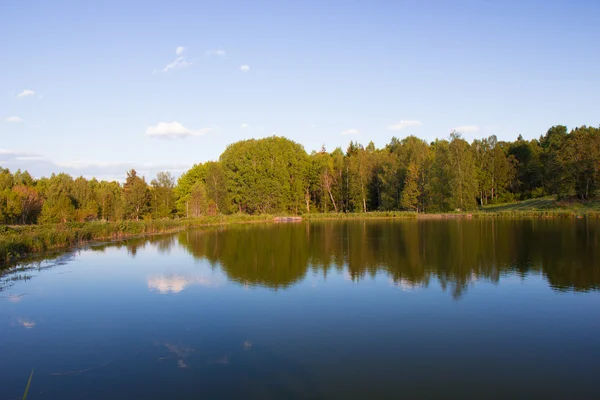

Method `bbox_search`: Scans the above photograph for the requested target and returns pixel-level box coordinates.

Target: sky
[1,0,599,181]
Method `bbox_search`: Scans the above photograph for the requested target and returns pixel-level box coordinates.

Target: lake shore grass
[474,196,600,218]
[2,199,599,267]
[0,215,276,266]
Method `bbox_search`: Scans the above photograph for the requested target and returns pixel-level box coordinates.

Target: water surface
[1,219,599,399]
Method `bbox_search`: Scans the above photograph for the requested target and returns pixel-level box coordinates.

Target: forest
[0,124,598,225]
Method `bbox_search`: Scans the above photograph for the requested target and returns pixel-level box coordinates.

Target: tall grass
[0,215,274,266]
[22,368,34,400]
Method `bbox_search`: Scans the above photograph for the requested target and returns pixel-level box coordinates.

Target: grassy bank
[0,215,276,266]
[0,211,420,265]
[474,196,600,218]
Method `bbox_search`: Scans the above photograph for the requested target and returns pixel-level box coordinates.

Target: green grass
[476,196,600,218]
[23,368,34,400]
[480,196,557,212]
[0,215,275,267]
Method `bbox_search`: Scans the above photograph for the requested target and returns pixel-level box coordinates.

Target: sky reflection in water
[1,220,599,399]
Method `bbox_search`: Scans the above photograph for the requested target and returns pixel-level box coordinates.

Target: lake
[1,219,599,399]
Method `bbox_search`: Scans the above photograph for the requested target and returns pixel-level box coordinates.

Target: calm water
[1,219,600,399]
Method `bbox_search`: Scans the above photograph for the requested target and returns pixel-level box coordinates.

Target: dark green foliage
[219,136,309,214]
[151,171,176,218]
[123,169,150,221]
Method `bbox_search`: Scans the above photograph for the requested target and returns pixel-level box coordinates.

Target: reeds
[0,215,274,267]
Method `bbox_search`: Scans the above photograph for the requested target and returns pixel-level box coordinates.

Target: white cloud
[6,116,23,123]
[206,49,226,57]
[239,64,250,72]
[17,89,35,98]
[309,124,316,129]
[18,319,35,329]
[148,275,218,294]
[157,47,191,73]
[452,125,480,133]
[341,128,359,136]
[0,148,190,182]
[145,121,211,139]
[240,123,251,129]
[0,149,43,159]
[388,120,422,131]
[162,57,191,72]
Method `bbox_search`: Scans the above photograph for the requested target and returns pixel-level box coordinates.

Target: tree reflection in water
[156,219,600,298]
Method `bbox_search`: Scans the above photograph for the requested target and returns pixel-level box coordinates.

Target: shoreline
[1,209,599,268]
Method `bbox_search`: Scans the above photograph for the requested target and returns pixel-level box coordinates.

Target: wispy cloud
[53,161,190,181]
[206,49,226,57]
[309,124,316,129]
[341,128,359,136]
[0,149,43,159]
[17,89,35,98]
[0,148,190,181]
[240,123,251,129]
[145,121,211,139]
[452,125,480,133]
[6,116,23,123]
[388,120,422,131]
[239,64,250,72]
[162,57,191,72]
[157,46,191,73]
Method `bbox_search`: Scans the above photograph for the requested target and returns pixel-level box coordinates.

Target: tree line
[0,124,598,224]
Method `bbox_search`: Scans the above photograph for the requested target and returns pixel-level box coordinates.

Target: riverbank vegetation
[0,124,598,226]
[0,216,280,265]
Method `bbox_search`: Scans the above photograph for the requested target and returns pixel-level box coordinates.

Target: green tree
[220,136,309,214]
[401,162,420,211]
[12,185,43,224]
[151,171,176,218]
[39,173,76,223]
[204,162,230,214]
[509,136,544,198]
[427,140,453,212]
[188,181,208,217]
[40,194,75,223]
[97,181,124,221]
[558,126,600,199]
[123,169,149,221]
[448,133,478,211]
[175,163,208,215]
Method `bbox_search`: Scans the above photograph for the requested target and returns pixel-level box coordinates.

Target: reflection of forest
[124,220,599,298]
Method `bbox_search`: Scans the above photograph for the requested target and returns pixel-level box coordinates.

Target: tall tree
[401,162,420,211]
[123,169,149,221]
[220,136,309,214]
[151,171,176,218]
[188,182,208,217]
[12,185,43,224]
[205,162,231,215]
[448,133,478,211]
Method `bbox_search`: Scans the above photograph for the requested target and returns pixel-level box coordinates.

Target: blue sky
[1,0,599,181]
